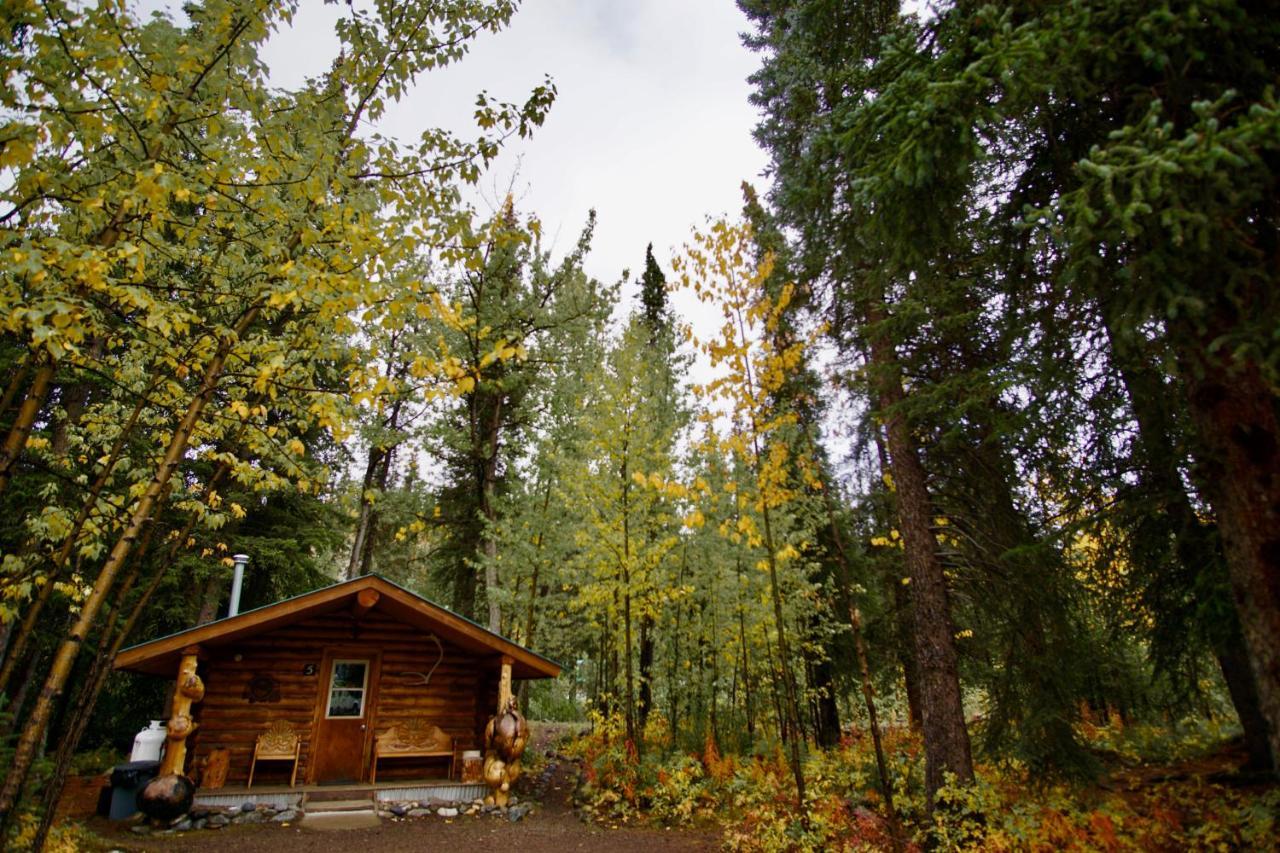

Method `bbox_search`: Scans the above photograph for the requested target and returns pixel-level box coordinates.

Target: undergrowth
[565,710,1278,851]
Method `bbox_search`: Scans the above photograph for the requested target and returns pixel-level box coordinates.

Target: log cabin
[113,574,560,792]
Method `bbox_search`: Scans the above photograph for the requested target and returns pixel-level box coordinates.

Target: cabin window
[325,659,369,718]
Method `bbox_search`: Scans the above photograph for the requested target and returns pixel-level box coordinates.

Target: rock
[206,814,230,828]
[437,807,458,818]
[189,807,211,820]
[472,798,485,806]
[390,803,410,817]
[508,803,533,822]
[172,819,193,832]
[466,805,478,815]
[240,811,266,824]
[242,801,256,813]
[130,826,151,835]
[193,819,207,830]
[273,809,297,823]
[407,808,429,817]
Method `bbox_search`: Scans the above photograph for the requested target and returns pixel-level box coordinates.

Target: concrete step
[301,810,382,830]
[302,797,374,812]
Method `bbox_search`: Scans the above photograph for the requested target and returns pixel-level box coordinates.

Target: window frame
[324,658,370,719]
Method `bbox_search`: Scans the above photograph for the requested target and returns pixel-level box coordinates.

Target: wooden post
[160,646,205,777]
[497,655,513,714]
[482,655,525,808]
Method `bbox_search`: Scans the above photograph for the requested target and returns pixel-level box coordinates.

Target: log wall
[188,608,499,786]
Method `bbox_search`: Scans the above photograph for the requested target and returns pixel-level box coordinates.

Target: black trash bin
[108,760,160,820]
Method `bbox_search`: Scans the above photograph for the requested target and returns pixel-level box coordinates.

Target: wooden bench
[371,720,456,783]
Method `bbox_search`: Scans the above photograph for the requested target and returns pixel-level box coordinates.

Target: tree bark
[516,478,554,712]
[0,308,254,833]
[808,653,841,747]
[34,496,178,850]
[865,301,974,806]
[478,392,504,632]
[637,615,655,735]
[0,386,156,696]
[1181,350,1280,775]
[0,354,30,419]
[0,357,55,497]
[347,444,387,580]
[1106,312,1274,772]
[892,575,925,731]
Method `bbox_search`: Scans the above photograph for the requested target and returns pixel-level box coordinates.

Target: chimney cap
[232,553,250,564]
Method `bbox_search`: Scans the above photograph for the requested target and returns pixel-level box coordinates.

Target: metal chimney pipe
[228,554,249,617]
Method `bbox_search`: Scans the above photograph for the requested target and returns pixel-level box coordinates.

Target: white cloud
[141,0,768,377]
[259,1,767,284]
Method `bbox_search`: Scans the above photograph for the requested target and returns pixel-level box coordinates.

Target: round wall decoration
[243,673,281,704]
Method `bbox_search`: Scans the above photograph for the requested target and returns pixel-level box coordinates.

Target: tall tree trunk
[347,444,387,580]
[516,478,553,712]
[31,460,228,853]
[637,615,655,735]
[36,513,160,849]
[874,431,924,731]
[195,574,225,626]
[671,544,688,738]
[892,575,924,731]
[813,480,902,845]
[865,301,974,806]
[620,454,637,748]
[34,458,228,851]
[808,653,841,747]
[1106,313,1274,772]
[759,502,807,808]
[349,395,404,581]
[0,385,160,697]
[0,354,31,420]
[1179,345,1280,775]
[0,307,255,834]
[478,391,505,632]
[0,356,55,497]
[49,338,102,457]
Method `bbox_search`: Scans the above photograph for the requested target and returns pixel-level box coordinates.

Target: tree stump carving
[482,698,528,807]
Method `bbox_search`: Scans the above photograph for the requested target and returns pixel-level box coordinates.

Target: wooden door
[310,651,380,784]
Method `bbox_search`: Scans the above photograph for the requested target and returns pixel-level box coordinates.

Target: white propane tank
[130,720,167,762]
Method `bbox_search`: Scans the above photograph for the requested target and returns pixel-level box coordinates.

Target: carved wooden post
[139,645,203,819]
[160,646,205,775]
[497,655,513,712]
[482,655,527,808]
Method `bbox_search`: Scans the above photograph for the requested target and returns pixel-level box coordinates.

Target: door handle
[361,724,366,730]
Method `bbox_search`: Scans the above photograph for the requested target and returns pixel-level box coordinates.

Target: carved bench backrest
[378,719,450,753]
[256,720,299,759]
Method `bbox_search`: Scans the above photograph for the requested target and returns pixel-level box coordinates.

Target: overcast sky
[259,0,770,301]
